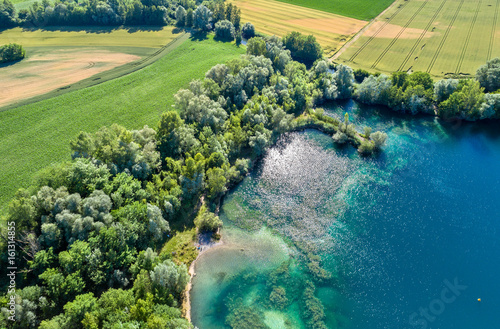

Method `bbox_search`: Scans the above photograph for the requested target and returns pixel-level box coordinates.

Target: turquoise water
[191,100,500,329]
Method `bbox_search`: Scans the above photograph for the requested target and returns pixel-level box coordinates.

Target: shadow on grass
[18,25,166,34]
[189,30,209,41]
[0,58,24,68]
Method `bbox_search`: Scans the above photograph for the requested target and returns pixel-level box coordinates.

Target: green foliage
[438,80,485,120]
[246,37,266,56]
[194,205,222,233]
[283,31,323,65]
[476,57,500,92]
[215,19,235,41]
[0,43,25,63]
[150,260,189,303]
[241,22,255,39]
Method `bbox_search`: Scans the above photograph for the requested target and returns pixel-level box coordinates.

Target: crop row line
[488,0,500,60]
[426,0,465,74]
[371,0,429,69]
[397,0,448,72]
[347,0,409,63]
[455,0,482,74]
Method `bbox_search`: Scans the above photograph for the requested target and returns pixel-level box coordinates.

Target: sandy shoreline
[183,237,224,323]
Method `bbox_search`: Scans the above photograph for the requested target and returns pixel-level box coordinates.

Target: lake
[191,100,500,329]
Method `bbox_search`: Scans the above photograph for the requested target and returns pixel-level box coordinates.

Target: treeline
[0,32,384,329]
[0,0,242,28]
[353,57,500,121]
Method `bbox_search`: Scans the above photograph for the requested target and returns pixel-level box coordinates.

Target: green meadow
[274,0,395,20]
[0,35,245,211]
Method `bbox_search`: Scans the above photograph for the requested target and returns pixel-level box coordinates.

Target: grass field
[0,26,183,107]
[0,35,245,211]
[273,0,395,21]
[230,0,367,56]
[337,0,500,78]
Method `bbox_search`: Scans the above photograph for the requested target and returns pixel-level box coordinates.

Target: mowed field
[0,27,181,107]
[0,35,245,211]
[273,0,395,20]
[337,0,500,78]
[230,0,367,56]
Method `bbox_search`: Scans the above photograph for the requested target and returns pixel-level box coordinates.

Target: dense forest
[353,58,500,121]
[0,0,241,28]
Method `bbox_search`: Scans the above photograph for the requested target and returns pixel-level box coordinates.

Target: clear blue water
[191,100,500,329]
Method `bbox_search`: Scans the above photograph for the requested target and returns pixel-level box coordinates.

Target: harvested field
[0,49,139,107]
[337,0,500,78]
[231,0,368,56]
[0,26,180,107]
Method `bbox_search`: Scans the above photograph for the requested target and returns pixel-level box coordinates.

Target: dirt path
[331,0,401,60]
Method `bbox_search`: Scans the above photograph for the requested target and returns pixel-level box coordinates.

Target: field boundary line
[371,0,428,69]
[455,0,482,74]
[331,0,405,61]
[426,0,465,74]
[487,0,499,60]
[397,0,448,72]
[0,32,189,112]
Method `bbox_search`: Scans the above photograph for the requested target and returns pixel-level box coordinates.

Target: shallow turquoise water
[191,101,500,329]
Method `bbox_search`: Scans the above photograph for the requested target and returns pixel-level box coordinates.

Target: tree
[175,5,186,26]
[214,19,235,41]
[434,79,459,103]
[241,22,255,39]
[476,57,500,92]
[246,37,266,56]
[283,31,322,64]
[194,205,222,232]
[371,131,387,149]
[186,8,193,27]
[206,167,227,199]
[333,65,355,99]
[150,260,189,302]
[0,0,16,28]
[0,44,26,63]
[193,4,212,31]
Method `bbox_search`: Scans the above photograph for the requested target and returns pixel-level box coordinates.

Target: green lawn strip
[160,228,199,266]
[0,35,245,211]
[273,0,395,20]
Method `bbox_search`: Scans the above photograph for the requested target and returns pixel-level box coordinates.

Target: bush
[241,22,255,39]
[0,43,26,63]
[214,19,235,41]
[371,131,387,149]
[357,140,375,154]
[194,205,222,233]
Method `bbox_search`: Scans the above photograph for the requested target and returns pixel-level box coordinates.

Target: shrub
[0,43,26,63]
[194,205,222,233]
[371,131,387,149]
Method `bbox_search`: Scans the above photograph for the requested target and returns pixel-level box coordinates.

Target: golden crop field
[231,0,368,56]
[336,0,500,78]
[0,26,181,108]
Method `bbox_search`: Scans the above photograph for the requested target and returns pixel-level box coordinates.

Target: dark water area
[191,100,500,329]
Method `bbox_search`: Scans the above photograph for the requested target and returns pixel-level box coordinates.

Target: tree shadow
[19,25,166,34]
[189,30,209,41]
[0,58,24,68]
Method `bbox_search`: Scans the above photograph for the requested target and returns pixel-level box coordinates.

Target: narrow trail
[331,0,404,61]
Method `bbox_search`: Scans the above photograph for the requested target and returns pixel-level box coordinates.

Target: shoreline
[183,235,224,323]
